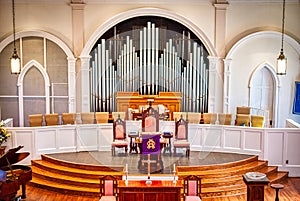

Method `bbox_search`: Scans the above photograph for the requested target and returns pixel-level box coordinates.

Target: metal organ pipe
[89,22,209,113]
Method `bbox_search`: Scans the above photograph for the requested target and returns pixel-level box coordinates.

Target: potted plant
[0,120,11,155]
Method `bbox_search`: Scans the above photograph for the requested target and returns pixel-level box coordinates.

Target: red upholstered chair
[142,106,159,132]
[111,116,128,156]
[173,116,190,157]
[99,175,118,201]
[183,175,202,201]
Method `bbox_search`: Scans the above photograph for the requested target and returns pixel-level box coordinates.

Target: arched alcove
[80,8,217,113]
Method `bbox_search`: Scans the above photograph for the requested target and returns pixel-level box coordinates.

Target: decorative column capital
[70,1,86,10]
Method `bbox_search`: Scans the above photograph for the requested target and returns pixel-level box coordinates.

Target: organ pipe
[89,22,209,113]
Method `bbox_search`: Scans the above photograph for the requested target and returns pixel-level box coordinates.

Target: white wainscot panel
[13,129,35,164]
[244,130,263,152]
[98,124,113,151]
[35,128,57,154]
[160,121,175,133]
[57,126,77,152]
[77,125,98,151]
[267,131,284,166]
[224,129,241,150]
[286,132,300,166]
[202,127,222,151]
[189,124,202,150]
[126,121,142,133]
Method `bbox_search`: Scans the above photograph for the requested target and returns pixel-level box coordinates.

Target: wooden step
[29,176,99,196]
[29,153,288,199]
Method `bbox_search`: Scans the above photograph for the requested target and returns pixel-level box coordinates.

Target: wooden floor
[22,177,300,201]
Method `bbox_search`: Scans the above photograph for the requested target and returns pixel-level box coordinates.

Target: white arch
[249,61,280,127]
[0,30,77,113]
[17,60,51,127]
[0,30,74,59]
[80,7,217,111]
[81,7,217,57]
[226,31,300,59]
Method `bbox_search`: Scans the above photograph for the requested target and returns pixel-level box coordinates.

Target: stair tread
[32,166,99,184]
[30,177,99,193]
[32,160,123,176]
[178,161,267,176]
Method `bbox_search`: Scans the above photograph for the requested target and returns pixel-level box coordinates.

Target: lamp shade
[276,50,287,75]
[10,48,21,74]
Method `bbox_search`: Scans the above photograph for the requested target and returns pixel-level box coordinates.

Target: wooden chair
[111,116,128,156]
[235,114,250,126]
[81,112,95,124]
[218,113,232,125]
[99,175,119,201]
[237,106,251,114]
[173,112,187,122]
[183,175,202,201]
[187,112,201,124]
[142,106,159,132]
[28,114,43,127]
[95,112,109,124]
[111,112,126,121]
[62,113,76,125]
[202,113,217,124]
[44,113,59,126]
[173,116,190,157]
[251,115,265,127]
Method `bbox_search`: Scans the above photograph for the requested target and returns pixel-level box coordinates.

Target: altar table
[118,180,182,201]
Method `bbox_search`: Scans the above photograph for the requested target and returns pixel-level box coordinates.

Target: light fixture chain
[281,0,285,51]
[12,0,16,48]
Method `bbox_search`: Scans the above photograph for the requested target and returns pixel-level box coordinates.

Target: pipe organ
[90,21,209,113]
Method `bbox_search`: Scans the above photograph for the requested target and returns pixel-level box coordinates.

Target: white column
[67,57,77,113]
[80,56,91,112]
[207,56,223,113]
[223,58,232,113]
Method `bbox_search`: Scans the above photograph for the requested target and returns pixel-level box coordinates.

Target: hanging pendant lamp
[10,0,21,74]
[276,0,287,75]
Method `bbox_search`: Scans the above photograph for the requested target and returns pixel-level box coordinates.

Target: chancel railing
[89,18,209,113]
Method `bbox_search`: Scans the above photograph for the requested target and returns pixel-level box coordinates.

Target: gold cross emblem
[147,139,156,149]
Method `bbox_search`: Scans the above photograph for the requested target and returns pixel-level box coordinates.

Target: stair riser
[32,162,109,179]
[28,182,99,197]
[41,155,123,172]
[32,172,99,188]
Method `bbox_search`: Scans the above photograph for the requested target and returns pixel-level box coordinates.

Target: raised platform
[29,151,288,198]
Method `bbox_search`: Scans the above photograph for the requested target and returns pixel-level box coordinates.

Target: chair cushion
[174,141,190,147]
[185,196,201,201]
[112,140,128,146]
[99,196,116,201]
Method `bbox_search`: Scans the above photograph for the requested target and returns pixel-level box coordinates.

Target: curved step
[29,153,288,198]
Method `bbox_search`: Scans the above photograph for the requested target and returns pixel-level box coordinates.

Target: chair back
[112,112,126,121]
[99,175,118,197]
[173,112,187,121]
[44,113,59,126]
[218,113,232,125]
[113,116,126,141]
[175,116,188,140]
[29,114,43,127]
[183,175,202,198]
[62,113,76,125]
[187,112,201,124]
[95,112,109,124]
[237,106,251,114]
[251,115,265,127]
[202,113,217,124]
[235,114,250,126]
[81,112,95,124]
[142,106,159,132]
